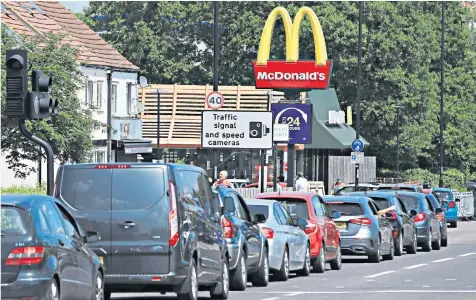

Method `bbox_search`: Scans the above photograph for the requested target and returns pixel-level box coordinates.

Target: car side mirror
[331,211,341,219]
[455,198,461,202]
[223,197,235,214]
[83,231,100,244]
[435,208,443,214]
[253,214,266,224]
[410,210,418,217]
[296,218,308,231]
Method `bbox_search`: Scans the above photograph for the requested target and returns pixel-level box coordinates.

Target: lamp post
[439,1,446,187]
[394,105,402,175]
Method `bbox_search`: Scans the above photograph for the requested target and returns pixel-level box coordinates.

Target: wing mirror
[331,211,341,219]
[409,209,418,217]
[295,218,308,231]
[435,208,443,214]
[83,231,101,244]
[455,198,461,202]
[253,214,267,224]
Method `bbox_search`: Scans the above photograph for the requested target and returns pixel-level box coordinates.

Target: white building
[1,1,152,188]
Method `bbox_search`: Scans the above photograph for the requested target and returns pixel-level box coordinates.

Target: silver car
[246,199,311,281]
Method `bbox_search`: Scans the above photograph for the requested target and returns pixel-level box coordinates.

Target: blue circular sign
[351,139,364,152]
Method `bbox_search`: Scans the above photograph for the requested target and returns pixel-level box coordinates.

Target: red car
[254,191,342,273]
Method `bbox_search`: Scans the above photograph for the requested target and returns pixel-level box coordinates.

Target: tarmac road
[112,221,476,300]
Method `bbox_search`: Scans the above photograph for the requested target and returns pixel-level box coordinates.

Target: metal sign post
[273,124,289,191]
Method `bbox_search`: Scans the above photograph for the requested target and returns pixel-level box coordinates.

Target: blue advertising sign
[271,103,312,144]
[351,139,365,152]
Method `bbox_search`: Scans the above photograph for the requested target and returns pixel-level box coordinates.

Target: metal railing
[453,191,475,221]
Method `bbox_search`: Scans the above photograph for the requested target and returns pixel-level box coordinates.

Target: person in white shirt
[295,172,309,192]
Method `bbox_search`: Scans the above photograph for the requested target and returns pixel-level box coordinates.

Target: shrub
[1,185,47,195]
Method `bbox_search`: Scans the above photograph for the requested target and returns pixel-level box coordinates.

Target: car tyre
[383,238,394,261]
[230,253,247,291]
[422,231,432,252]
[177,258,198,300]
[251,248,269,287]
[297,244,311,276]
[441,235,448,247]
[329,243,342,270]
[104,290,111,300]
[312,242,326,273]
[273,246,289,281]
[210,258,229,299]
[92,270,104,300]
[47,277,60,300]
[406,232,418,254]
[450,221,457,228]
[432,231,441,250]
[394,231,403,256]
[368,238,381,263]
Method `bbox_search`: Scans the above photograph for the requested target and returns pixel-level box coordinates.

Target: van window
[60,168,112,211]
[175,170,210,213]
[112,168,166,210]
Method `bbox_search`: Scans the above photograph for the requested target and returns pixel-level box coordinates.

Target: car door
[369,200,391,251]
[270,203,287,260]
[424,196,439,237]
[40,201,79,299]
[278,204,305,268]
[311,196,327,244]
[394,197,414,243]
[320,200,339,254]
[55,202,94,299]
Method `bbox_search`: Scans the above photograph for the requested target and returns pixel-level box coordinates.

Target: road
[113,221,476,300]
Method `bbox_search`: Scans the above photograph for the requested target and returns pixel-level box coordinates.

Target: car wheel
[441,234,448,247]
[422,230,432,252]
[297,244,311,276]
[312,242,326,273]
[406,232,417,254]
[432,231,441,250]
[47,278,60,300]
[92,270,104,300]
[450,221,457,228]
[368,238,381,263]
[104,290,111,300]
[177,258,198,300]
[210,258,229,299]
[394,231,403,256]
[274,246,289,281]
[330,243,342,270]
[230,253,247,291]
[251,248,269,287]
[383,237,394,261]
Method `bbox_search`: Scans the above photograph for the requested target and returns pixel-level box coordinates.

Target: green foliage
[1,26,95,178]
[1,184,47,195]
[403,168,472,190]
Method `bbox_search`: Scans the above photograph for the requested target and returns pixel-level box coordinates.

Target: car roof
[394,191,426,199]
[343,183,378,187]
[59,162,205,173]
[246,199,276,206]
[322,195,368,204]
[432,187,452,192]
[346,191,396,198]
[255,191,316,199]
[1,194,54,209]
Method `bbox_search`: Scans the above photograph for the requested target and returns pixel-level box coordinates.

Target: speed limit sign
[206,91,224,110]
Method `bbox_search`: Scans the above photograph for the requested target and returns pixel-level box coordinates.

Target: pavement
[112,221,476,300]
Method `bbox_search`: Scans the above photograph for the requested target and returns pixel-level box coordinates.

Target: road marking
[283,293,303,296]
[366,279,376,282]
[446,279,457,281]
[404,263,427,269]
[422,286,431,288]
[261,298,280,300]
[458,253,476,257]
[467,286,474,288]
[365,271,396,278]
[293,286,299,288]
[253,290,476,294]
[336,286,345,289]
[405,280,412,282]
[431,258,454,263]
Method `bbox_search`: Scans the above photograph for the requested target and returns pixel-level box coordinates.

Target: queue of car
[1,166,459,300]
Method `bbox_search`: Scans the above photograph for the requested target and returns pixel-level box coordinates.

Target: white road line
[422,286,431,288]
[366,279,376,282]
[253,290,476,294]
[261,297,280,300]
[458,253,476,257]
[405,280,412,282]
[336,286,345,289]
[404,263,427,269]
[283,293,303,297]
[432,258,454,263]
[365,271,396,278]
[446,279,457,281]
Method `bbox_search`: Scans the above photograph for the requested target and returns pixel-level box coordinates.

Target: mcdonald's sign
[253,7,332,90]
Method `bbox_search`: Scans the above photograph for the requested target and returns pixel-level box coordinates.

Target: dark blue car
[1,194,103,300]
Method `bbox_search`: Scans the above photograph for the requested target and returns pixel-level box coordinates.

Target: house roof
[1,1,139,71]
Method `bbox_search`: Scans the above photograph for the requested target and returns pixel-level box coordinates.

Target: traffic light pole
[19,119,54,196]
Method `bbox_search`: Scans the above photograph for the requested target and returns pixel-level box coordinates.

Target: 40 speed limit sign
[206,91,224,110]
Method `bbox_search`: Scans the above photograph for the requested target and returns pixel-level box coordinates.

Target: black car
[55,163,229,300]
[214,185,269,291]
[1,194,103,300]
[348,191,418,255]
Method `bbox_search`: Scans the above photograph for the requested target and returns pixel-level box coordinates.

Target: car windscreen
[433,191,452,201]
[369,197,390,210]
[247,205,269,219]
[271,198,310,219]
[397,195,420,212]
[1,206,32,236]
[326,203,364,216]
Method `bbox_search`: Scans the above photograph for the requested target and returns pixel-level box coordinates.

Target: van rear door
[110,166,170,275]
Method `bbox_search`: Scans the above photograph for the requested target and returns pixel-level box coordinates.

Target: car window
[229,193,246,220]
[336,186,354,195]
[112,168,166,211]
[425,197,434,212]
[1,206,31,236]
[369,197,390,210]
[41,201,66,236]
[398,195,421,212]
[428,195,441,209]
[175,170,205,209]
[392,197,404,213]
[312,196,324,216]
[368,200,379,215]
[273,198,310,219]
[236,194,252,222]
[274,203,289,225]
[280,205,295,225]
[36,208,51,234]
[60,168,112,211]
[55,203,81,239]
[327,202,364,216]
[200,174,214,215]
[247,204,269,219]
[396,198,408,214]
[433,191,451,201]
[273,203,283,225]
[210,191,221,215]
[321,201,332,217]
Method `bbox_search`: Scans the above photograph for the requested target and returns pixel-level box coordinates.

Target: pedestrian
[332,178,344,195]
[295,172,309,192]
[213,170,233,188]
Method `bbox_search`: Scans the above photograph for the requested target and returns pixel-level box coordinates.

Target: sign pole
[273,142,278,192]
[260,149,266,193]
[212,1,220,181]
[355,2,363,190]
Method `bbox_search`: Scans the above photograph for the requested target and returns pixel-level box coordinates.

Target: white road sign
[201,110,273,149]
[351,152,364,164]
[273,124,289,142]
[206,91,224,110]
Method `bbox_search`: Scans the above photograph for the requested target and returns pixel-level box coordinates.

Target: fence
[453,191,475,221]
[328,156,377,193]
[235,187,294,199]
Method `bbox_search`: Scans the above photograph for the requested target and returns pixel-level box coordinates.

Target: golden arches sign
[253,6,332,90]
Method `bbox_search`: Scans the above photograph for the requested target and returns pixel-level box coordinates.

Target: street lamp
[394,105,402,175]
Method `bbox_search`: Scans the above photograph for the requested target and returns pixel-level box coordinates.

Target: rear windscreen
[271,198,310,218]
[327,203,364,216]
[370,198,390,210]
[397,195,420,211]
[247,205,269,219]
[433,191,452,201]
[1,206,31,236]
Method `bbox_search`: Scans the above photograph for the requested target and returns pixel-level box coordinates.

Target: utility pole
[439,1,445,187]
[355,2,363,190]
[106,71,113,162]
[212,1,220,181]
[396,105,401,175]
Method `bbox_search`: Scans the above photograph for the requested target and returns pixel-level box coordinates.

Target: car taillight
[168,181,179,247]
[349,218,372,226]
[6,246,45,265]
[413,212,427,222]
[386,211,398,221]
[261,227,274,239]
[448,201,456,208]
[221,217,233,238]
[305,219,318,234]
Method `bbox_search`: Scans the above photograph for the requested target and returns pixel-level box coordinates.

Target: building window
[126,83,137,115]
[95,82,103,109]
[111,83,118,113]
[85,81,94,106]
[92,150,105,163]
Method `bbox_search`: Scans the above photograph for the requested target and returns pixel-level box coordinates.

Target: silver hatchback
[246,199,311,281]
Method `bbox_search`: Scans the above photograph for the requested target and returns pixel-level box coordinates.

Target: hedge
[1,185,47,195]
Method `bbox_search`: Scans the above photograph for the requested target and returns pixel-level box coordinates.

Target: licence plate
[335,222,347,229]
[98,256,104,265]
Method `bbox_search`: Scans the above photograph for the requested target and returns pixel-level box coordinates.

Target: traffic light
[5,50,29,119]
[27,70,58,120]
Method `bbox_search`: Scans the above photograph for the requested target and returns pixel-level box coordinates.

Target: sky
[60,1,90,13]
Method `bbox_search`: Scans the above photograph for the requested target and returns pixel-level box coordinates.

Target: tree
[1,26,95,178]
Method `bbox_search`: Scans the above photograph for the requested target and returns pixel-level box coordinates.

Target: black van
[55,163,229,300]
